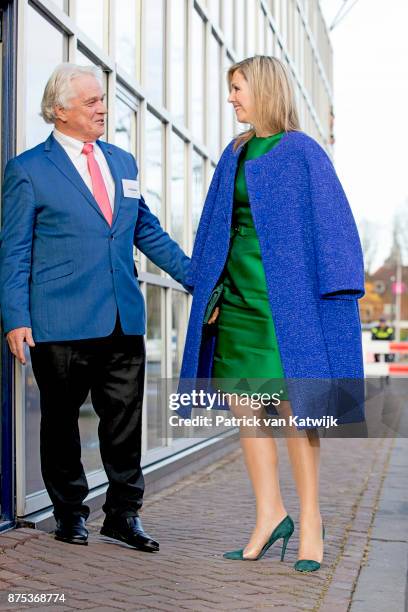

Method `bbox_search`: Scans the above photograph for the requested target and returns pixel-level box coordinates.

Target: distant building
[361,236,408,324]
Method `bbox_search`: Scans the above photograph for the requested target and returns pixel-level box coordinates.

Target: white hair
[40,62,103,124]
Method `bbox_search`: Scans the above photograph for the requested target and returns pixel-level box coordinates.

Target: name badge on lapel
[122,179,140,199]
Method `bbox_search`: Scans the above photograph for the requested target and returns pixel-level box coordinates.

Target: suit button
[110,235,115,240]
[110,269,113,273]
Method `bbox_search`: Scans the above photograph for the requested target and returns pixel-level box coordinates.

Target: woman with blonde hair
[179,56,365,572]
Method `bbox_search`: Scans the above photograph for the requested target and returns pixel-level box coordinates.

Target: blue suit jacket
[0,133,192,341]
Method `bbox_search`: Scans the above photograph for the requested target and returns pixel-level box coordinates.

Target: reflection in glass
[115,97,135,154]
[145,112,163,274]
[76,0,104,49]
[192,150,204,242]
[145,0,164,106]
[171,133,185,249]
[209,36,221,158]
[191,11,204,143]
[171,290,187,378]
[170,0,185,124]
[115,0,137,78]
[146,285,165,450]
[25,5,65,149]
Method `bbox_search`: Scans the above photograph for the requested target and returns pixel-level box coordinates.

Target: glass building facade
[0,0,333,523]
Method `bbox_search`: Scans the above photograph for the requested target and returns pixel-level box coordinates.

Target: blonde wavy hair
[227,56,301,151]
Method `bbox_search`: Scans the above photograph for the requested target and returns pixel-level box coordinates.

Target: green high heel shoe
[223,514,294,561]
[293,524,325,572]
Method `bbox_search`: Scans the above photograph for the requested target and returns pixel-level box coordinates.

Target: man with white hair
[0,63,193,550]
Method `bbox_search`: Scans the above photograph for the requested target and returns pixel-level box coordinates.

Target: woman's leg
[278,400,324,562]
[228,395,288,559]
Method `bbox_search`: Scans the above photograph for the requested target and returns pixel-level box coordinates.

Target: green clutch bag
[203,282,224,324]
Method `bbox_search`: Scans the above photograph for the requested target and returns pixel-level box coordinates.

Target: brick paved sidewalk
[0,431,398,612]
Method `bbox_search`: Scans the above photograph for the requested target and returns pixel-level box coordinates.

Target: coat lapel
[44,133,108,224]
[44,133,123,227]
[221,145,241,225]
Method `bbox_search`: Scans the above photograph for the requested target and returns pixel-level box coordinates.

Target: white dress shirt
[53,128,115,211]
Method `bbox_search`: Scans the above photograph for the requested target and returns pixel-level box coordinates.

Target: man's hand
[207,306,220,325]
[6,327,35,365]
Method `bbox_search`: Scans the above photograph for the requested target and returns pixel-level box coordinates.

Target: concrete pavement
[0,383,406,611]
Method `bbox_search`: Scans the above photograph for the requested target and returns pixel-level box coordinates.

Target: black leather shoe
[54,516,88,545]
[100,516,159,552]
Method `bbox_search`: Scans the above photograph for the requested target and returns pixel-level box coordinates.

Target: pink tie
[82,143,113,226]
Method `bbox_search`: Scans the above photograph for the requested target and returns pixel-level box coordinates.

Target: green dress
[212,132,289,401]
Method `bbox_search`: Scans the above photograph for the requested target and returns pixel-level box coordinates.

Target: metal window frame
[0,0,18,528]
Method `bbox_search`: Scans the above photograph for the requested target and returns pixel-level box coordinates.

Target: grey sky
[320,0,408,271]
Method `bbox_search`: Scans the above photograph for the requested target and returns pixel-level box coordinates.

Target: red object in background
[392,281,406,295]
[389,342,408,353]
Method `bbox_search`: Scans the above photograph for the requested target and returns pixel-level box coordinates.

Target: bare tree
[358,218,379,274]
[394,199,408,266]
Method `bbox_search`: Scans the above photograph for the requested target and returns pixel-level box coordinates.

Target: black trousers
[29,315,145,521]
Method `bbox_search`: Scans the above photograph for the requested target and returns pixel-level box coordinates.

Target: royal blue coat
[0,133,192,341]
[179,130,366,426]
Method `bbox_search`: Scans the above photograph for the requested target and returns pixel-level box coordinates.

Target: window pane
[207,0,220,26]
[115,0,137,78]
[25,5,65,149]
[79,399,100,474]
[209,35,221,158]
[267,25,274,56]
[76,0,104,49]
[274,0,281,31]
[171,290,187,378]
[76,51,107,91]
[25,359,42,495]
[115,97,136,154]
[235,0,245,59]
[246,0,256,56]
[146,285,165,450]
[222,0,234,49]
[192,150,204,242]
[223,56,235,147]
[145,113,163,219]
[145,112,163,274]
[170,133,185,248]
[170,0,185,124]
[145,0,164,106]
[51,0,68,11]
[258,9,266,54]
[191,11,204,142]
